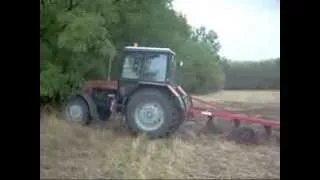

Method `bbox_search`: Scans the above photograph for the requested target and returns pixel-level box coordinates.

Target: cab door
[118,52,144,99]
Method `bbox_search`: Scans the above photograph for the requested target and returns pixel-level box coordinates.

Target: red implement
[187,96,280,136]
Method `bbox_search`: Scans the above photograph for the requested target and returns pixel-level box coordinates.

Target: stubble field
[40,90,280,179]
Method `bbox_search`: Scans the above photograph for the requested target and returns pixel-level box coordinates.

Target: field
[40,90,280,179]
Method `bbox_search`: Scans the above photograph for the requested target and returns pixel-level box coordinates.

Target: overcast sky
[172,0,280,61]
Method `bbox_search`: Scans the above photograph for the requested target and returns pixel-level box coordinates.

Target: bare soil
[40,90,280,179]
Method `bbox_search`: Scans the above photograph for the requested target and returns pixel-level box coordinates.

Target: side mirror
[179,61,184,67]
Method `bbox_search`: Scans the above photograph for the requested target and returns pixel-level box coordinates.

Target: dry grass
[40,90,280,179]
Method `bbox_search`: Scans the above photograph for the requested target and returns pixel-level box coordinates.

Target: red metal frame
[188,97,280,128]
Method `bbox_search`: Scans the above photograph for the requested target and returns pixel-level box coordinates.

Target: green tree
[40,0,225,103]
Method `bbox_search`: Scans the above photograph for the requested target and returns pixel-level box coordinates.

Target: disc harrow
[187,96,280,144]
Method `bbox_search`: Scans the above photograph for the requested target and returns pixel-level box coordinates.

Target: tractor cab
[120,46,180,86]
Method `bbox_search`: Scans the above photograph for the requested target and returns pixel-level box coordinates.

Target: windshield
[167,55,177,85]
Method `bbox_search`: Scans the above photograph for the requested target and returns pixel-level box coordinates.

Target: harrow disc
[229,127,258,144]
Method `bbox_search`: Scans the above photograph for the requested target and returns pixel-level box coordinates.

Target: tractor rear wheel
[125,88,183,138]
[64,96,91,125]
[170,96,191,131]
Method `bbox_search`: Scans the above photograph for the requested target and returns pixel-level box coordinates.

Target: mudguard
[138,81,186,111]
[73,92,100,121]
[122,81,186,113]
[167,85,186,111]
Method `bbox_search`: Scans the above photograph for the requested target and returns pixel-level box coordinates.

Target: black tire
[64,96,91,125]
[125,88,184,138]
[169,96,191,132]
[230,127,258,144]
[168,107,184,132]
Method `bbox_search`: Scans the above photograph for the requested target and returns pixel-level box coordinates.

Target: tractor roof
[123,46,175,55]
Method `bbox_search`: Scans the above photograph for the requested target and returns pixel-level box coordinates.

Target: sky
[172,0,280,61]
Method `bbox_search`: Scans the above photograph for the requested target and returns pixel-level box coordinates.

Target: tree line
[40,0,279,104]
[220,58,280,90]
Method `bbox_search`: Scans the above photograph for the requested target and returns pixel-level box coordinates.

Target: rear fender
[166,85,186,111]
[73,92,100,121]
[176,85,192,112]
[123,82,186,112]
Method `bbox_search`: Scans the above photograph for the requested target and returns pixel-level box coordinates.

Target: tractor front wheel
[125,88,182,138]
[64,96,91,125]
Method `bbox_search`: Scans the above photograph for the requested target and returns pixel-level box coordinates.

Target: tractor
[64,46,191,138]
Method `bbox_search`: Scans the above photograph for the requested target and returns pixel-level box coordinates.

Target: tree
[221,58,280,90]
[40,0,225,103]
